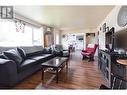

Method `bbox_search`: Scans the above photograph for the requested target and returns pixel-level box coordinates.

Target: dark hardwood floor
[14,51,106,89]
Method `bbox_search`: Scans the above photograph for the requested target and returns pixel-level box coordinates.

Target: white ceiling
[14,6,114,30]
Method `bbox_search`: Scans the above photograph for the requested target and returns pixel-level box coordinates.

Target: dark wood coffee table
[41,57,68,83]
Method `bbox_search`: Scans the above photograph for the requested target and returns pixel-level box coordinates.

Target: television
[114,30,127,49]
[105,27,114,51]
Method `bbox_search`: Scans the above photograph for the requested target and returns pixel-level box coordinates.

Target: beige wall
[97,6,127,50]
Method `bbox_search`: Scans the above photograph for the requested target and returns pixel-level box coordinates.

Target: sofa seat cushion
[31,56,47,60]
[81,52,91,56]
[43,54,53,57]
[29,54,53,62]
[18,59,37,72]
[3,49,23,67]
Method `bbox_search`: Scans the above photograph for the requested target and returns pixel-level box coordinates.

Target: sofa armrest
[82,50,87,52]
[0,59,18,88]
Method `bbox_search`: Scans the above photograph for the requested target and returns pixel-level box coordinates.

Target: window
[56,34,59,44]
[0,20,43,46]
[33,28,43,46]
[16,25,33,46]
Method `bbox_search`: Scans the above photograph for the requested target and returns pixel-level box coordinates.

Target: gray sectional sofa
[0,46,55,88]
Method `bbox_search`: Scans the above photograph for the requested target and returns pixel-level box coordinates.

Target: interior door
[44,34,49,47]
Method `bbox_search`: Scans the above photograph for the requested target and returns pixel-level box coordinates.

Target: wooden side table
[116,59,127,79]
[117,59,127,66]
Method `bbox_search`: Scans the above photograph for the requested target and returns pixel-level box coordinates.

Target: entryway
[62,33,84,51]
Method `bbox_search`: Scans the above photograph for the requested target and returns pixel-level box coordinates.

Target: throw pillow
[3,49,23,66]
[0,54,8,59]
[17,47,26,60]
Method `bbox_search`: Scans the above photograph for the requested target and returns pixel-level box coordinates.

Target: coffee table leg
[42,67,44,83]
[56,68,58,83]
[66,60,68,71]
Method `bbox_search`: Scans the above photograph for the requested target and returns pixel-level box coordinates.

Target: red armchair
[81,44,98,61]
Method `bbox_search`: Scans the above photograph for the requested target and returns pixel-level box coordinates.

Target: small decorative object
[62,35,68,41]
[103,23,106,32]
[47,27,51,31]
[62,35,65,38]
[15,20,25,33]
[100,27,101,31]
[117,6,127,27]
[106,26,109,32]
[98,31,99,35]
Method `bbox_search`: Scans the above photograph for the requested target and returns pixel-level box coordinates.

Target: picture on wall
[103,23,106,32]
[86,33,95,45]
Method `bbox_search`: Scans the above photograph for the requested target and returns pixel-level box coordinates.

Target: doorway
[67,33,84,51]
[75,35,84,50]
[44,32,53,47]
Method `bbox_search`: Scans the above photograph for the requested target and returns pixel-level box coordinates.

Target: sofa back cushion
[3,49,23,67]
[26,51,43,57]
[17,47,26,60]
[21,46,44,54]
[42,48,51,54]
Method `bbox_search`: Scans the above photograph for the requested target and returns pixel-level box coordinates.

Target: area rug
[35,71,71,89]
[35,75,56,89]
[14,68,69,89]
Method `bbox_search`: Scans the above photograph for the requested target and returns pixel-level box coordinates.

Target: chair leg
[82,56,85,60]
[88,54,94,62]
[82,55,87,60]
